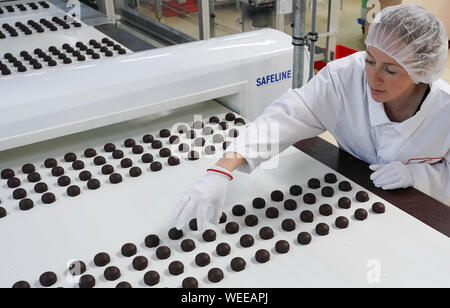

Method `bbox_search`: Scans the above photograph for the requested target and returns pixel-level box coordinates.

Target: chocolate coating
[216,243,231,256]
[0,207,6,218]
[169,135,180,144]
[129,167,142,177]
[339,181,352,192]
[67,185,80,197]
[338,197,352,209]
[12,281,30,288]
[168,156,180,166]
[1,169,15,179]
[300,210,314,223]
[79,275,95,288]
[84,148,97,158]
[271,190,284,202]
[159,148,171,158]
[87,179,100,190]
[124,139,135,148]
[202,229,216,242]
[121,243,137,257]
[34,182,48,193]
[275,240,290,254]
[116,282,132,288]
[321,186,335,198]
[232,204,246,216]
[289,185,303,196]
[324,173,338,184]
[27,172,41,183]
[194,137,206,147]
[144,271,160,286]
[240,234,254,248]
[259,226,274,240]
[104,266,121,281]
[51,166,64,177]
[252,197,266,209]
[41,192,56,204]
[281,219,296,232]
[150,162,162,172]
[19,198,34,211]
[72,160,84,170]
[13,188,27,200]
[229,129,239,138]
[303,193,316,204]
[94,252,110,267]
[265,207,279,219]
[372,202,386,214]
[335,216,349,229]
[156,246,171,260]
[159,129,171,138]
[178,143,190,153]
[195,253,210,267]
[225,222,239,234]
[57,176,71,187]
[308,178,321,189]
[132,256,148,271]
[22,163,35,174]
[79,170,91,181]
[169,261,184,275]
[189,219,198,231]
[319,204,333,216]
[151,140,162,149]
[356,191,370,202]
[355,208,368,220]
[284,199,298,211]
[180,239,196,252]
[7,177,20,188]
[225,113,236,121]
[168,228,183,240]
[102,165,114,175]
[109,173,122,184]
[255,249,270,263]
[112,150,124,159]
[219,212,227,224]
[142,134,154,144]
[142,153,153,164]
[208,268,224,283]
[120,158,133,168]
[316,223,330,236]
[64,152,77,162]
[93,156,106,166]
[244,214,258,227]
[182,277,198,288]
[209,116,220,123]
[104,143,116,152]
[44,159,58,168]
[230,257,246,272]
[145,234,160,248]
[297,232,312,245]
[39,272,57,287]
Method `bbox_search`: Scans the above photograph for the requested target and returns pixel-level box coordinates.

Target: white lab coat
[226,51,450,205]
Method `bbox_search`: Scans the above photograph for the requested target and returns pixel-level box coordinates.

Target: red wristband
[207,168,233,181]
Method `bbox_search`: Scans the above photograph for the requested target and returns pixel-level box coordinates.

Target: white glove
[172,166,232,233]
[369,161,414,190]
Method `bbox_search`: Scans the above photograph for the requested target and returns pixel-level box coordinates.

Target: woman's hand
[370,161,414,190]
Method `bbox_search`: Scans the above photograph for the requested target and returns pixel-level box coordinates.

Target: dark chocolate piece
[142,154,153,164]
[155,246,171,259]
[189,219,198,231]
[303,193,316,204]
[39,272,57,287]
[339,181,352,192]
[72,160,84,170]
[234,118,246,126]
[208,268,224,283]
[79,275,95,288]
[316,223,330,236]
[129,167,142,177]
[94,252,110,267]
[289,185,302,196]
[64,152,77,162]
[104,266,121,281]
[216,243,231,256]
[355,208,368,220]
[116,282,132,288]
[252,197,266,209]
[202,229,216,242]
[13,188,27,200]
[284,199,298,211]
[79,170,91,181]
[319,204,333,216]
[159,148,171,158]
[230,257,246,272]
[338,197,352,209]
[102,164,114,175]
[150,162,162,172]
[182,277,198,288]
[168,227,183,240]
[335,216,349,229]
[281,219,296,232]
[93,156,106,166]
[168,261,184,275]
[159,129,171,138]
[321,186,334,197]
[195,253,210,267]
[275,240,290,254]
[232,204,246,216]
[255,249,270,263]
[44,159,57,168]
[124,139,135,148]
[84,148,97,158]
[0,207,6,218]
[104,143,116,152]
[225,222,239,234]
[87,179,100,190]
[265,207,279,219]
[219,212,227,224]
[34,182,48,193]
[19,198,34,211]
[187,151,199,160]
[143,271,160,286]
[180,239,196,252]
[57,176,71,187]
[145,234,159,248]
[142,134,154,144]
[297,232,312,245]
[209,116,220,123]
[120,158,133,168]
[271,190,284,202]
[244,214,258,227]
[324,173,338,184]
[372,202,386,214]
[132,256,148,271]
[42,192,56,204]
[259,226,274,240]
[1,169,15,179]
[300,210,314,223]
[112,150,124,159]
[356,191,370,202]
[52,166,64,177]
[12,281,30,288]
[67,185,80,197]
[7,177,21,188]
[308,178,321,189]
[121,243,137,257]
[151,140,162,149]
[22,163,35,174]
[225,113,236,121]
[109,173,122,184]
[240,234,254,248]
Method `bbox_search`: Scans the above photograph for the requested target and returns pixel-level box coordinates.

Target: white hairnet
[365,4,448,84]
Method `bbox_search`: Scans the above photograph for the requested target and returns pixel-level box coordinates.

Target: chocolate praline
[195,253,210,267]
[124,139,135,148]
[120,158,133,168]
[281,219,296,232]
[355,208,368,220]
[168,227,183,240]
[300,210,314,223]
[338,197,352,209]
[104,266,121,281]
[145,234,160,248]
[69,261,86,276]
[159,148,171,158]
[303,193,316,204]
[259,226,274,240]
[225,222,239,234]
[42,192,56,204]
[169,261,184,275]
[255,249,270,263]
[94,252,110,267]
[240,234,254,248]
[324,173,338,184]
[265,207,279,219]
[12,281,31,288]
[79,170,91,181]
[156,246,171,259]
[372,202,386,214]
[144,271,160,286]
[335,216,349,229]
[245,214,258,227]
[168,156,180,166]
[182,277,198,288]
[13,188,27,200]
[321,186,334,197]
[116,282,132,288]
[202,229,216,242]
[189,219,198,231]
[44,158,58,168]
[87,179,100,190]
[216,243,231,256]
[34,182,48,193]
[252,197,266,209]
[112,150,124,159]
[67,185,81,197]
[150,162,162,172]
[284,199,298,211]
[39,272,57,287]
[132,256,148,271]
[339,181,352,192]
[208,268,224,283]
[79,274,96,288]
[72,160,84,170]
[19,198,34,211]
[57,176,71,187]
[109,173,122,184]
[7,177,20,188]
[316,223,330,236]
[232,204,246,216]
[121,243,137,257]
[271,190,284,202]
[356,191,370,202]
[308,178,321,189]
[142,153,153,164]
[180,239,196,252]
[297,232,312,245]
[319,204,333,216]
[129,167,142,177]
[275,240,290,254]
[230,257,246,272]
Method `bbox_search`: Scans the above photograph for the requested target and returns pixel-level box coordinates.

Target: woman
[173,4,450,232]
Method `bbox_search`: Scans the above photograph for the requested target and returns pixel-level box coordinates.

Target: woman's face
[365,46,415,103]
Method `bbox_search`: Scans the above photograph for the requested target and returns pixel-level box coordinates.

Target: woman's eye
[385,69,397,75]
[365,59,375,65]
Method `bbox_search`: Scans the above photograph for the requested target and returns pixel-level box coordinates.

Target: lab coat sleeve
[225,64,343,173]
[408,152,450,206]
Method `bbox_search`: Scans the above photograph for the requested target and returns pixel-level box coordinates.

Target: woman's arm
[215,152,246,173]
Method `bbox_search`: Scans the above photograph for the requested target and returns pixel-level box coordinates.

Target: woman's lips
[370,87,386,95]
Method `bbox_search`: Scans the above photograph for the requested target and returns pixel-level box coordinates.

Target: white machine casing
[0,29,309,151]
